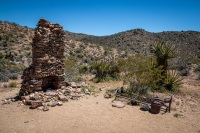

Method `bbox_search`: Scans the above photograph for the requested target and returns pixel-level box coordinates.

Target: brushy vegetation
[117,41,183,97]
[64,57,82,82]
[81,85,96,92]
[8,81,17,88]
[0,54,23,82]
[173,113,183,118]
[118,54,164,96]
[90,60,120,82]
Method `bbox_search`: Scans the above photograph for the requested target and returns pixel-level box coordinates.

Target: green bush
[8,81,17,88]
[64,57,82,82]
[81,86,95,92]
[118,54,164,95]
[91,60,120,82]
[79,65,89,74]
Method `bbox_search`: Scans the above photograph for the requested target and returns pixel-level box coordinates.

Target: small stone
[37,106,43,110]
[104,94,111,99]
[58,101,63,106]
[2,100,8,105]
[25,100,32,105]
[24,121,29,123]
[43,104,49,111]
[112,101,125,108]
[84,89,89,93]
[31,100,43,109]
[64,89,71,94]
[51,101,58,107]
[84,89,90,95]
[70,82,77,88]
[71,96,78,100]
[81,82,88,87]
[75,88,81,93]
[46,91,56,96]
[58,95,68,101]
[61,86,65,89]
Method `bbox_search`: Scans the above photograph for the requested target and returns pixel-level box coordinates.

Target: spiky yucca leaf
[165,70,183,91]
[151,41,175,70]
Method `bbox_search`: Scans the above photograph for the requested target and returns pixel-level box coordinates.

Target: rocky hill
[1,20,200,69]
[66,29,200,62]
[0,21,126,81]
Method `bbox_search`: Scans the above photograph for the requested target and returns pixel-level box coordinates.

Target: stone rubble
[2,82,91,111]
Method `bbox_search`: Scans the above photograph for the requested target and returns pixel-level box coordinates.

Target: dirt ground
[0,75,200,133]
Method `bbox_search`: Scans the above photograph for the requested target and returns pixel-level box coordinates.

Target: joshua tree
[151,41,175,72]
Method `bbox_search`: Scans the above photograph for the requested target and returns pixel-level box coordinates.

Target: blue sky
[0,0,200,36]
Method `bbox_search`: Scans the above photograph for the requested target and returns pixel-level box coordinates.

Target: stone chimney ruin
[21,18,65,93]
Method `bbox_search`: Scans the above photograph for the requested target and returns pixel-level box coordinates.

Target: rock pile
[21,18,65,93]
[2,82,91,111]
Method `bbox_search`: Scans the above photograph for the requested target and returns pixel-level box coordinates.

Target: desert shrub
[179,69,189,76]
[0,73,9,82]
[174,113,183,118]
[64,57,82,82]
[118,54,164,95]
[8,81,17,88]
[91,60,120,82]
[81,85,95,92]
[194,63,200,72]
[9,73,18,80]
[79,65,89,74]
[169,58,187,70]
[165,70,183,92]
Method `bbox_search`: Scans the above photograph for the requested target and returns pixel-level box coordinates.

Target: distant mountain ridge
[1,20,200,62]
[65,29,200,61]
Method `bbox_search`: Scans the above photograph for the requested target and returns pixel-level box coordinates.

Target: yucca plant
[165,70,183,92]
[151,41,175,71]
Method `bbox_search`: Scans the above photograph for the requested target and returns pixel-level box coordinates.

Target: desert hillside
[1,21,200,64]
[66,29,200,61]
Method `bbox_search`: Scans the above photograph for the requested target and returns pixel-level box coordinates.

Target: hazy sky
[0,0,200,36]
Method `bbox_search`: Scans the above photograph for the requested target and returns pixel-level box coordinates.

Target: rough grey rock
[50,101,58,107]
[70,82,77,88]
[58,95,68,101]
[112,101,125,108]
[31,100,43,109]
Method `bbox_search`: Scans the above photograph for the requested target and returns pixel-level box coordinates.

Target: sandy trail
[0,85,200,133]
